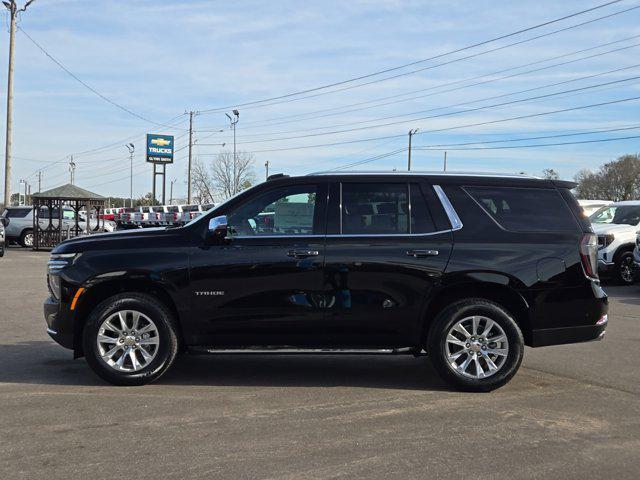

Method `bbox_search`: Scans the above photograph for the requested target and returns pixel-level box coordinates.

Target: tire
[19,229,33,248]
[428,299,524,392]
[616,251,636,285]
[82,293,179,386]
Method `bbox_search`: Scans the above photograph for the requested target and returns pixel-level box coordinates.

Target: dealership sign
[146,134,174,163]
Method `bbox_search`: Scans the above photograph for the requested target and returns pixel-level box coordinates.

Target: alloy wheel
[444,315,509,379]
[96,310,160,372]
[23,232,33,247]
[620,256,636,283]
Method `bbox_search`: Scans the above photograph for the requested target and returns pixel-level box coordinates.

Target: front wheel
[82,293,179,386]
[616,251,637,285]
[428,299,524,392]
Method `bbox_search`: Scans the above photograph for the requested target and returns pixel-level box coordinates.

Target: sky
[0,0,639,201]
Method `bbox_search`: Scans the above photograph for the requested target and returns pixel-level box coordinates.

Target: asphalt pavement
[0,247,638,479]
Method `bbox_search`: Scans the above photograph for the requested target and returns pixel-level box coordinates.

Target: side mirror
[208,215,228,239]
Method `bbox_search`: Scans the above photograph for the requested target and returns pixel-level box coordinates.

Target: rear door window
[342,183,408,234]
[464,186,578,232]
[340,183,437,235]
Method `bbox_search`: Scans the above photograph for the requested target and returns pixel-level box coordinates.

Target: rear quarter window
[463,186,578,232]
[6,208,31,218]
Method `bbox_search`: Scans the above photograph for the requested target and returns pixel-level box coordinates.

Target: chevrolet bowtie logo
[151,138,171,147]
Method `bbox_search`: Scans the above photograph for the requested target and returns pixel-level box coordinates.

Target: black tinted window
[465,186,577,232]
[6,208,31,218]
[410,184,436,234]
[342,183,409,234]
[228,184,318,236]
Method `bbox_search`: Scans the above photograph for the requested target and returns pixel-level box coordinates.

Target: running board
[189,346,416,355]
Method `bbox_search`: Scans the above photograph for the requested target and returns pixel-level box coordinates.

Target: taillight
[580,233,598,279]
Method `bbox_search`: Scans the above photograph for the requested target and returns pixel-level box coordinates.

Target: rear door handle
[288,249,320,259]
[406,249,439,258]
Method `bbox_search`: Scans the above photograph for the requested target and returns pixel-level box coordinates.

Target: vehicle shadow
[0,341,449,391]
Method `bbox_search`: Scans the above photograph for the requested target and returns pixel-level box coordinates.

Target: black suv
[44,172,607,391]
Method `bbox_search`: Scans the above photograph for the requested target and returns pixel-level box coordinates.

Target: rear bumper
[44,296,74,350]
[530,317,607,347]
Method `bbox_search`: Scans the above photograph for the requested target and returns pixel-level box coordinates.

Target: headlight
[597,234,614,249]
[47,253,80,300]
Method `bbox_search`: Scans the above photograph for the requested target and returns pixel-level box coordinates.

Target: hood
[591,222,639,235]
[52,227,184,254]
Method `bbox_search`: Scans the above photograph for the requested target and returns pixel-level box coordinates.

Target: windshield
[589,205,640,226]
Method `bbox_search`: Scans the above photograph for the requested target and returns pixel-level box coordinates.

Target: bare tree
[541,168,559,180]
[188,151,256,203]
[190,158,216,204]
[574,154,640,201]
[211,150,256,199]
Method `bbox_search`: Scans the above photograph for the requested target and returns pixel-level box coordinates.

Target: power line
[416,134,640,151]
[196,0,626,113]
[331,134,640,171]
[232,80,640,146]
[228,36,640,132]
[416,123,640,148]
[17,26,185,131]
[236,65,640,139]
[222,95,640,154]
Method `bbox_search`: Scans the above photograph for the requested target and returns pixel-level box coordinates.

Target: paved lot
[0,247,639,479]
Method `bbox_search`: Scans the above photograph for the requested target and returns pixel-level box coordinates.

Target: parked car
[589,201,640,284]
[0,206,116,247]
[101,208,116,222]
[117,207,140,228]
[179,204,204,222]
[577,199,611,217]
[0,206,33,247]
[43,172,607,391]
[0,219,5,257]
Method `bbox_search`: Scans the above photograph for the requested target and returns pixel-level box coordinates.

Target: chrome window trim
[433,185,463,231]
[231,234,325,239]
[308,170,535,179]
[228,184,464,240]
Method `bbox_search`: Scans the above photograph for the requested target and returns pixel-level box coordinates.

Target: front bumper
[597,258,616,275]
[44,296,74,350]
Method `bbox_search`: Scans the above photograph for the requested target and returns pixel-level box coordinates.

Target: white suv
[589,201,640,284]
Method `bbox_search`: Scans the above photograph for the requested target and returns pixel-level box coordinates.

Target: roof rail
[267,173,289,181]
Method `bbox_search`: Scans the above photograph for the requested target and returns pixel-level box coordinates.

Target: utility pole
[169,178,176,205]
[265,160,269,180]
[407,128,419,171]
[3,1,35,206]
[443,151,447,172]
[18,178,24,205]
[187,111,195,203]
[68,156,76,185]
[37,170,41,192]
[226,110,239,194]
[125,143,134,207]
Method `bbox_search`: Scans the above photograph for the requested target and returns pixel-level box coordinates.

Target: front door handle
[288,249,320,259]
[406,249,439,258]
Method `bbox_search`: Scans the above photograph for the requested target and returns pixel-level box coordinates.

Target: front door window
[227,184,319,236]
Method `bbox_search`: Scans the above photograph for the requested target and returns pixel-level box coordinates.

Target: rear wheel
[616,251,636,285]
[82,293,178,386]
[428,299,524,392]
[19,229,33,248]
